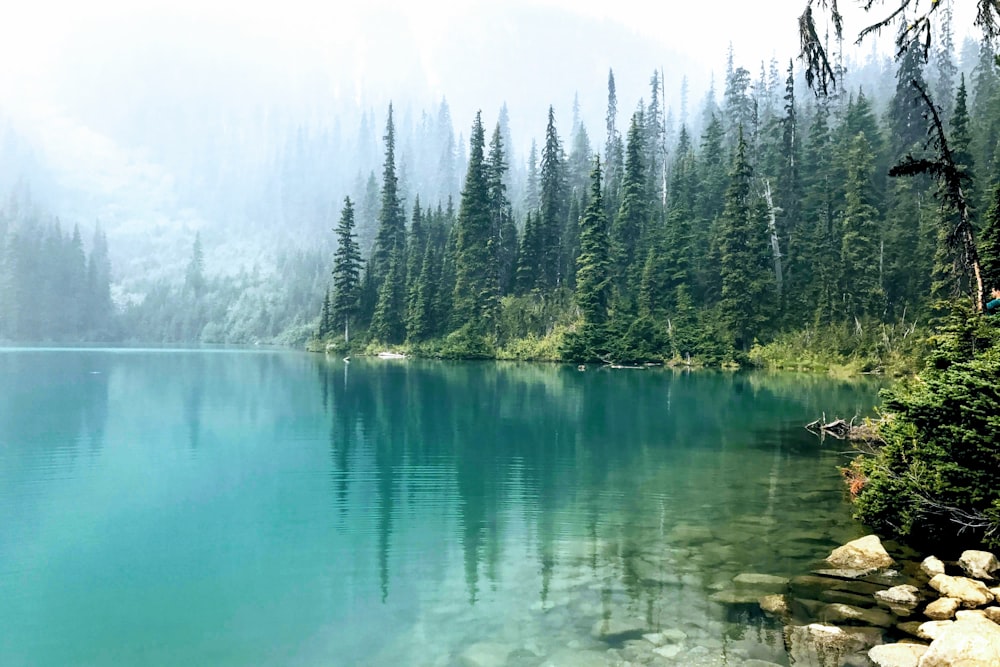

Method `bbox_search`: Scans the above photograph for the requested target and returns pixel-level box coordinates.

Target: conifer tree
[372,103,406,283]
[486,123,518,297]
[718,127,774,352]
[539,107,567,288]
[575,156,610,327]
[332,197,363,341]
[453,112,495,329]
[515,211,541,294]
[839,133,885,319]
[611,114,647,299]
[982,181,1000,290]
[184,232,205,298]
[371,247,407,343]
[604,69,624,216]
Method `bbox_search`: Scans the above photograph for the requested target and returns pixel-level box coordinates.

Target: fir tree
[452,112,495,330]
[982,180,1000,290]
[332,197,363,341]
[575,156,610,326]
[538,107,567,289]
[486,123,518,297]
[372,103,406,283]
[611,114,647,299]
[718,127,774,352]
[839,133,885,319]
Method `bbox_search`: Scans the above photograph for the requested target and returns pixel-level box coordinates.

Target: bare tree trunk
[762,179,784,300]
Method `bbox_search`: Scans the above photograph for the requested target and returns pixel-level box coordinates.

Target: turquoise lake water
[0,349,883,666]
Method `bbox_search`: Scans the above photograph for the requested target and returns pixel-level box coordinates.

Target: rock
[783,623,883,666]
[821,588,879,607]
[917,620,954,641]
[928,574,995,608]
[958,550,1000,581]
[925,598,962,620]
[868,642,929,667]
[742,661,784,667]
[921,556,947,578]
[652,644,683,659]
[538,648,609,667]
[733,573,790,591]
[820,603,895,627]
[642,632,666,647]
[955,609,988,621]
[666,523,714,545]
[875,584,922,608]
[826,534,895,572]
[896,621,924,638]
[709,589,767,604]
[814,568,881,580]
[660,628,687,643]
[759,594,791,618]
[918,615,1000,666]
[984,607,1000,624]
[590,617,648,641]
[458,642,514,667]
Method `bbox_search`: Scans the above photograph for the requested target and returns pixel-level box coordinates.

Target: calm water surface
[0,349,882,666]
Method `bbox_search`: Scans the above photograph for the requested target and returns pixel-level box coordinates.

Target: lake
[0,349,882,666]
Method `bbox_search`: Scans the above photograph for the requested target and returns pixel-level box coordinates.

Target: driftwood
[806,414,883,443]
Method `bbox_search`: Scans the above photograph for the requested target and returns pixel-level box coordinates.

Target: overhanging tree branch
[889,79,986,312]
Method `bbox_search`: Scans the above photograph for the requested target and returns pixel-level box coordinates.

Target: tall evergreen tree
[610,114,647,300]
[575,156,610,326]
[538,106,567,289]
[604,69,624,216]
[452,112,496,330]
[718,127,774,352]
[486,123,518,296]
[371,247,407,343]
[331,197,363,341]
[839,133,885,320]
[372,103,406,283]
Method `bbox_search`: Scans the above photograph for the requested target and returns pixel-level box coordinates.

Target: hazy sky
[4,0,966,106]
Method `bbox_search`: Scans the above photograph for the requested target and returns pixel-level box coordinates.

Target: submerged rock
[958,550,1000,581]
[819,602,894,627]
[868,642,929,667]
[874,584,921,608]
[928,574,995,608]
[458,642,514,667]
[589,617,648,642]
[826,535,895,572]
[759,594,791,618]
[732,573,789,591]
[918,615,1000,666]
[783,623,882,666]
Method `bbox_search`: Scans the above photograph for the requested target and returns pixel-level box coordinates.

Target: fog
[0,0,983,341]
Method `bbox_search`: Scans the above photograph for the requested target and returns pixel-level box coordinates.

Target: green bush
[853,308,1000,549]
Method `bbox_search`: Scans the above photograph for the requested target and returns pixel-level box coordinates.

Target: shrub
[853,308,1000,549]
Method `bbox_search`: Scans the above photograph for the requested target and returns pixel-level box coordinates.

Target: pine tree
[611,114,647,299]
[452,112,495,330]
[184,232,205,297]
[604,69,624,216]
[486,123,518,297]
[575,156,610,326]
[539,107,567,289]
[371,246,407,343]
[839,133,885,319]
[515,211,541,293]
[331,197,363,341]
[982,180,1000,290]
[85,223,113,337]
[718,127,774,352]
[888,36,930,162]
[372,103,406,283]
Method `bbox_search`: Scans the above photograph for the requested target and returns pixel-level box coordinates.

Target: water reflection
[313,358,881,612]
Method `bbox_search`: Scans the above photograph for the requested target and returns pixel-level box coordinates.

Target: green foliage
[854,309,1000,548]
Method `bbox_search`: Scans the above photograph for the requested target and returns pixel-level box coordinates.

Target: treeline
[317,36,1000,365]
[0,191,115,342]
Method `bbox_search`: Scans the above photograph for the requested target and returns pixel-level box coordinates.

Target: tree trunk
[763,179,784,300]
